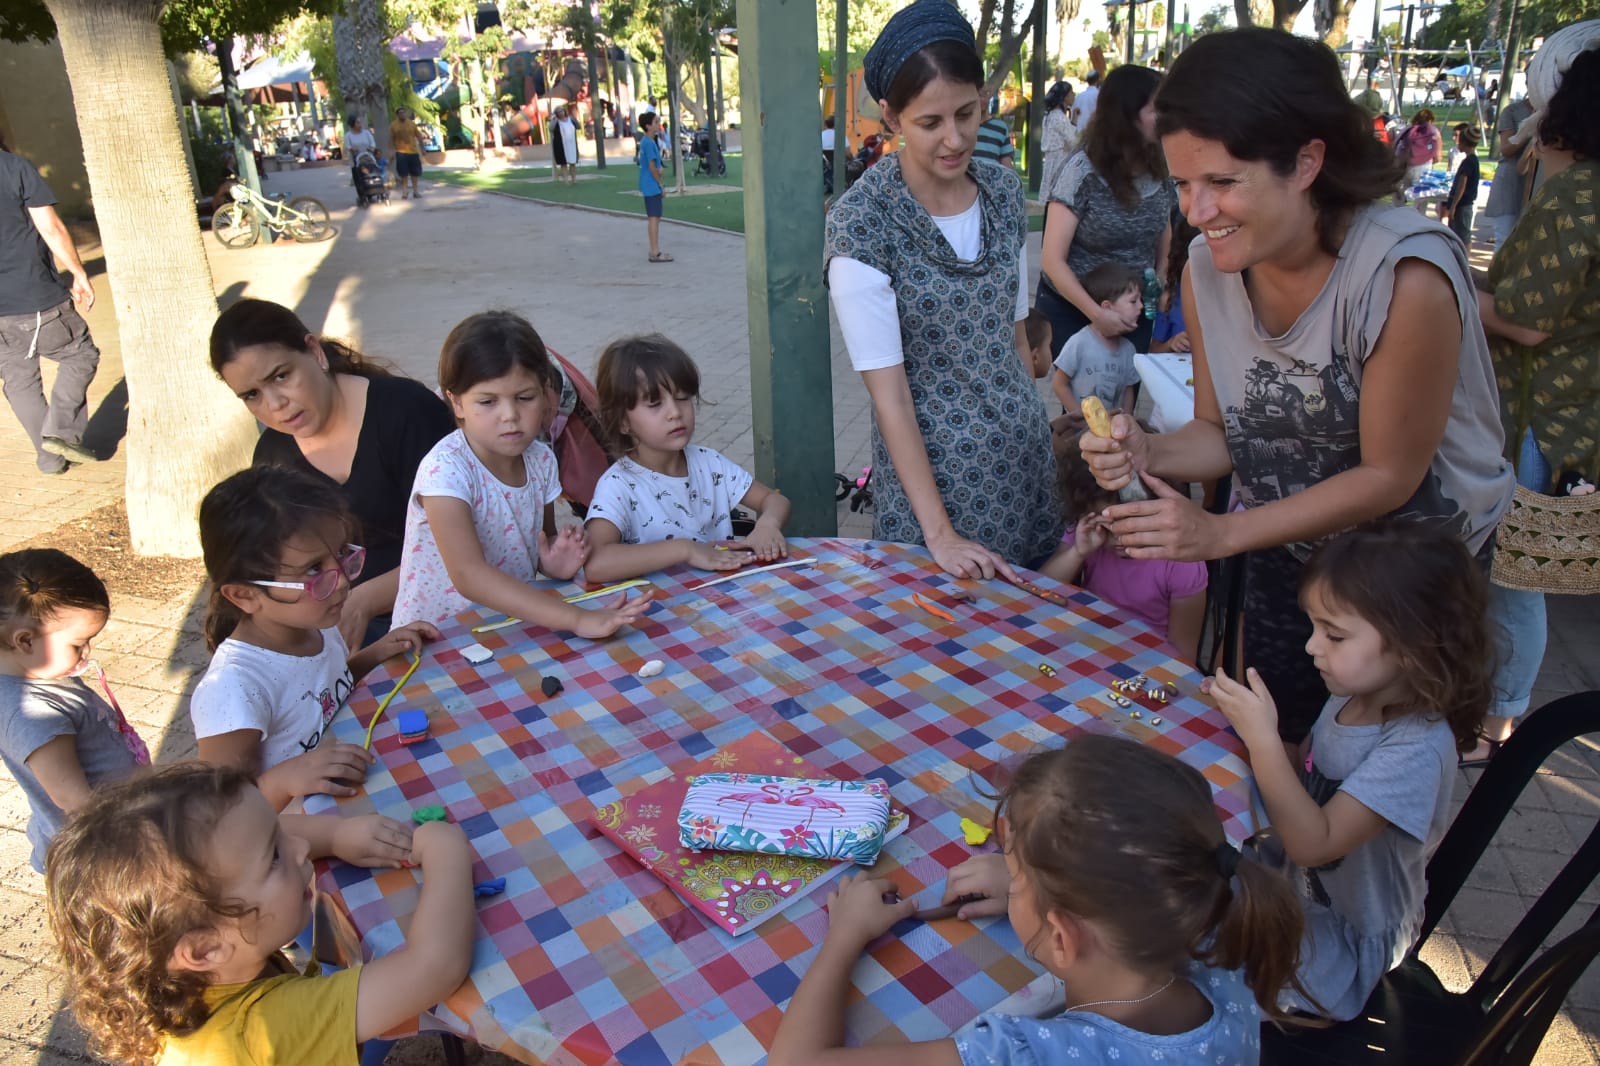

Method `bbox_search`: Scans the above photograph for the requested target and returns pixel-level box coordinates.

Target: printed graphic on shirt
[297,672,355,753]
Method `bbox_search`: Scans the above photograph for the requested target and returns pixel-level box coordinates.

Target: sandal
[649,252,675,263]
[1459,736,1503,768]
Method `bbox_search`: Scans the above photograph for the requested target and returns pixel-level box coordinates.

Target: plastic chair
[1263,690,1600,1065]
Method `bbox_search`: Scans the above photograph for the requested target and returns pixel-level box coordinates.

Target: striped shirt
[972,117,1014,165]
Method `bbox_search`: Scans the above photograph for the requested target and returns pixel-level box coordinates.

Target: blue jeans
[1488,428,1551,720]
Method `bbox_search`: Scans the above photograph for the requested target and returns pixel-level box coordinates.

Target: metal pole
[713,34,726,172]
[1126,0,1136,63]
[1165,0,1176,64]
[1368,0,1382,76]
[736,0,836,536]
[1399,4,1415,114]
[832,0,849,200]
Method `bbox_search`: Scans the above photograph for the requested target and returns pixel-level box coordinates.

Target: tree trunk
[43,0,257,557]
[334,0,392,158]
[1233,0,1272,27]
[1272,0,1309,30]
[980,3,1038,98]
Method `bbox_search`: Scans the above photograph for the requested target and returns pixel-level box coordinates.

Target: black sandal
[1459,736,1503,768]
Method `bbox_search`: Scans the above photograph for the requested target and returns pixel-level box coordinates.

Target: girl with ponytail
[770,734,1306,1066]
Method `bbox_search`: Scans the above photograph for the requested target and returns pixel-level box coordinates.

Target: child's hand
[824,874,916,945]
[283,742,374,799]
[741,521,788,562]
[409,817,471,868]
[1167,330,1191,353]
[942,853,1011,919]
[1074,512,1110,555]
[540,526,590,580]
[331,813,415,868]
[685,541,751,571]
[368,621,440,661]
[573,589,657,639]
[1205,667,1281,748]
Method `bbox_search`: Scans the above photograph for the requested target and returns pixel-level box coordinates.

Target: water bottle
[1141,267,1161,321]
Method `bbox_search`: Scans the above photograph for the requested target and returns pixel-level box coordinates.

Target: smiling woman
[1078,28,1514,743]
[825,0,1062,579]
[209,300,457,646]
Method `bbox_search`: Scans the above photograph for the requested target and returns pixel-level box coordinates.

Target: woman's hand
[573,589,656,639]
[1166,330,1191,353]
[943,853,1010,919]
[339,582,384,650]
[1204,667,1282,751]
[1093,301,1138,336]
[539,526,590,580]
[331,814,416,868]
[1077,412,1149,492]
[824,874,917,947]
[926,529,1017,582]
[1101,472,1227,561]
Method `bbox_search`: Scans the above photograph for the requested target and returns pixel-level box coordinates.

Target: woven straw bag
[1491,483,1600,594]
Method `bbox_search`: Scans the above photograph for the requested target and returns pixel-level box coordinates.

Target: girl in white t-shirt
[191,467,438,811]
[393,311,656,633]
[584,334,790,583]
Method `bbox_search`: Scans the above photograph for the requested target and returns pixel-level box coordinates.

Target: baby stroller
[689,129,726,177]
[353,151,389,207]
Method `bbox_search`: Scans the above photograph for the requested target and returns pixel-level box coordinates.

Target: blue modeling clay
[473,877,507,898]
[396,709,428,735]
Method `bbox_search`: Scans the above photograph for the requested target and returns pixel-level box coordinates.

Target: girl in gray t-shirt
[1209,522,1491,1020]
[0,550,148,872]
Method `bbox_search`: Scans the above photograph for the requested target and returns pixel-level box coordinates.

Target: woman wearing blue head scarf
[825,0,1062,579]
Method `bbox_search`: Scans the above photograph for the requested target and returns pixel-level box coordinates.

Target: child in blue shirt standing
[638,111,672,263]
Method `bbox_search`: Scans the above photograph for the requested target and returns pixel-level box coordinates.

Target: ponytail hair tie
[1214,842,1241,881]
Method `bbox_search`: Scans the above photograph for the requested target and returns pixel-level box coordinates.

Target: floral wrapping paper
[678,774,892,865]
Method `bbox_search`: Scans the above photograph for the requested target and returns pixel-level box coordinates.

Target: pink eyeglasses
[251,544,366,601]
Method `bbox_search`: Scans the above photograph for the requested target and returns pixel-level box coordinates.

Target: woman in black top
[209,298,456,645]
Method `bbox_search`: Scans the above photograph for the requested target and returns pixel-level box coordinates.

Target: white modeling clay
[637,659,665,679]
[461,642,493,665]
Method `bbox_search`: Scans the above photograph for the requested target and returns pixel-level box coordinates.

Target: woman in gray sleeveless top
[1079,29,1513,743]
[826,0,1061,577]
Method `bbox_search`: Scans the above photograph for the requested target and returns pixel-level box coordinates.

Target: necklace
[1065,974,1177,1015]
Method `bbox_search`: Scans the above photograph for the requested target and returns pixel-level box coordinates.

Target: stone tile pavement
[0,164,1596,1064]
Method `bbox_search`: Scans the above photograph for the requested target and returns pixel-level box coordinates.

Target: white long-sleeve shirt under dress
[824,154,1062,566]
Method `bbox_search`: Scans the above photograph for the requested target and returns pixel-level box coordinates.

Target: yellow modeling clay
[959,817,993,845]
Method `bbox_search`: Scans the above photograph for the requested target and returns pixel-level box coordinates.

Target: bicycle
[211,183,334,248]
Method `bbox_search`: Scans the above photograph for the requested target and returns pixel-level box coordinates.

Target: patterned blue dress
[826,156,1062,565]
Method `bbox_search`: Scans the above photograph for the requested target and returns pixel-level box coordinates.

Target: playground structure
[1340,36,1513,144]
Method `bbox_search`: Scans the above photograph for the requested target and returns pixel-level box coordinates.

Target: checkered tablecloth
[310,538,1255,1065]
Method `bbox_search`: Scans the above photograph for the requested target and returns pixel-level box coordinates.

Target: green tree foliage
[0,0,338,53]
[1195,3,1231,33]
[1421,0,1584,50]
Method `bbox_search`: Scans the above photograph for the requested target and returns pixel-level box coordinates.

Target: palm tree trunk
[334,0,392,158]
[43,0,257,557]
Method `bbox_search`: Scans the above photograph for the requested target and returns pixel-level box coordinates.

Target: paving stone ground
[0,163,1596,1065]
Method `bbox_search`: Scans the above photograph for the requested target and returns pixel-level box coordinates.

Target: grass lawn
[433,153,750,232]
[432,152,1053,234]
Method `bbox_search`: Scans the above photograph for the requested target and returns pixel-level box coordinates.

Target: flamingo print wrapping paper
[592,731,907,936]
[679,774,892,864]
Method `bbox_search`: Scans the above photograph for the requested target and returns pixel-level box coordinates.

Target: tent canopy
[208,52,315,95]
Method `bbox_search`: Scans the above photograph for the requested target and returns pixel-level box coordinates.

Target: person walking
[389,107,424,200]
[343,114,377,191]
[1072,69,1101,132]
[1039,81,1077,198]
[637,112,672,263]
[0,140,104,475]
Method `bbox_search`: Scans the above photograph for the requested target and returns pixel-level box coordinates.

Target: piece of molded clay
[473,877,507,898]
[396,709,428,736]
[637,659,665,679]
[461,642,493,665]
[541,675,564,697]
[412,805,448,824]
[958,817,993,845]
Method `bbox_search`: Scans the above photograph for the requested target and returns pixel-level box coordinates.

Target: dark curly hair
[1299,520,1494,753]
[1155,29,1404,255]
[46,764,259,1066]
[1083,65,1167,207]
[1539,48,1600,161]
